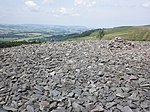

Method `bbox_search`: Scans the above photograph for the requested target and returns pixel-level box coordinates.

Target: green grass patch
[66,36,97,41]
[0,38,18,42]
[67,26,150,41]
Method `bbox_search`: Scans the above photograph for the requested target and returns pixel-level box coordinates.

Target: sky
[0,0,150,28]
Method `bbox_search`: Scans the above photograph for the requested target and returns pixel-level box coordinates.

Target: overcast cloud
[0,0,149,27]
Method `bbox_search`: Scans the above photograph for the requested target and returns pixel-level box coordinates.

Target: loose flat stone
[3,105,17,112]
[51,107,67,112]
[51,90,61,97]
[128,93,139,101]
[65,53,69,56]
[106,95,116,102]
[11,101,18,109]
[49,102,57,110]
[129,103,137,109]
[43,86,50,91]
[50,71,56,76]
[117,104,123,110]
[39,101,49,111]
[0,97,3,101]
[44,57,50,61]
[67,92,75,97]
[85,103,95,111]
[26,105,34,112]
[22,83,28,90]
[0,82,4,89]
[91,105,104,112]
[0,101,6,105]
[122,106,133,112]
[34,86,44,92]
[116,88,125,98]
[140,101,148,109]
[0,108,8,112]
[98,71,104,77]
[140,84,150,87]
[121,87,130,93]
[89,87,97,93]
[72,102,84,112]
[113,108,121,112]
[116,93,125,98]
[138,78,146,83]
[129,75,138,80]
[106,102,117,109]
[126,68,135,75]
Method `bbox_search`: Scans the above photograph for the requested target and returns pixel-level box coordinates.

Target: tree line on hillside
[0,34,27,39]
[64,28,105,40]
[96,29,105,39]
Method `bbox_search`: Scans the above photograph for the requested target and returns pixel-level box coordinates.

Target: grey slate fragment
[140,101,148,109]
[26,105,34,112]
[49,102,57,110]
[117,104,123,110]
[91,105,104,112]
[106,102,117,109]
[72,102,84,112]
[0,107,8,112]
[122,106,133,112]
[140,84,150,87]
[39,101,49,111]
[128,93,139,101]
[3,105,17,112]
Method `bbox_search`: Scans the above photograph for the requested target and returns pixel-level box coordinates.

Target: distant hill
[0,24,87,34]
[68,25,150,41]
[0,24,150,42]
[0,24,88,42]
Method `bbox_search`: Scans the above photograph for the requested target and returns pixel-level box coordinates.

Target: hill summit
[0,40,150,111]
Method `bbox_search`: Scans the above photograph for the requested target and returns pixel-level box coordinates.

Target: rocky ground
[0,39,150,112]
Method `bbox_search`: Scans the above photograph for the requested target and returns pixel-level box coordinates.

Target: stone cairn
[108,37,134,49]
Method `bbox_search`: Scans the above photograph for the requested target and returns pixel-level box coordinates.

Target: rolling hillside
[68,25,150,41]
[0,24,87,42]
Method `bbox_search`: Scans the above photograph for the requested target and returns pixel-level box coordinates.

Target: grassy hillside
[67,25,150,41]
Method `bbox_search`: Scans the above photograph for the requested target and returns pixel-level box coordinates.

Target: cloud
[74,0,97,7]
[0,14,8,18]
[43,0,54,3]
[51,7,80,16]
[142,2,150,8]
[25,0,39,11]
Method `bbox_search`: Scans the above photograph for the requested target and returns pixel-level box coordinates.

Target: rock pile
[0,40,150,112]
[108,37,134,49]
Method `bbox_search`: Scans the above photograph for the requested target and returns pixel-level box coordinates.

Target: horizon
[0,0,150,28]
[0,23,149,29]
